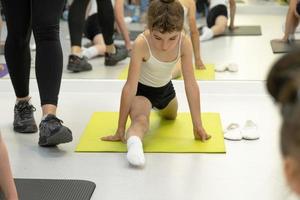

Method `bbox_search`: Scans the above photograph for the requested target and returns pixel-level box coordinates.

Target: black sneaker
[67,55,92,72]
[104,46,128,66]
[13,100,38,133]
[38,114,73,147]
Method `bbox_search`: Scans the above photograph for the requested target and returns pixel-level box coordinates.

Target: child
[172,0,206,78]
[267,51,300,196]
[200,0,236,41]
[102,0,211,167]
[82,0,132,60]
[0,132,18,199]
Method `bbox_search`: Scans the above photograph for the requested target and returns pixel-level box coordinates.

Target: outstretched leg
[126,96,152,166]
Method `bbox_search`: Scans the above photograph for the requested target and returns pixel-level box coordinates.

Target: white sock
[82,46,99,59]
[126,136,145,167]
[200,27,214,42]
[288,34,295,42]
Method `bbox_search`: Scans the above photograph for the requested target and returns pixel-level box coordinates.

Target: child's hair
[267,51,300,159]
[147,0,184,33]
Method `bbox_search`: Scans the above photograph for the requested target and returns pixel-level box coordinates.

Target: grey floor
[0,1,299,200]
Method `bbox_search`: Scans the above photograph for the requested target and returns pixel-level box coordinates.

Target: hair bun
[160,0,175,3]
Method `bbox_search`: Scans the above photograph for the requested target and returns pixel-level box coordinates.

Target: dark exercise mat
[0,179,96,200]
[223,25,262,36]
[270,39,300,53]
[198,25,262,36]
[114,30,142,41]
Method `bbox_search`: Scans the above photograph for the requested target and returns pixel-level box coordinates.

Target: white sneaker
[215,62,239,72]
[224,123,242,141]
[241,120,259,140]
[215,63,228,72]
[227,62,239,72]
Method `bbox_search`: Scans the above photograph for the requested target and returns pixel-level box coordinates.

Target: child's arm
[0,135,18,200]
[282,0,298,42]
[228,0,236,29]
[101,37,144,142]
[187,0,205,69]
[114,0,132,50]
[180,35,211,141]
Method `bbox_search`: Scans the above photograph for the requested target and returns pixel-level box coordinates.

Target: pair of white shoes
[215,62,239,72]
[224,120,259,141]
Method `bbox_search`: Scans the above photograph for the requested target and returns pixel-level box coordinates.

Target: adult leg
[67,0,92,72]
[96,0,128,66]
[1,0,31,100]
[68,0,90,54]
[32,0,73,146]
[32,0,65,113]
[126,96,152,166]
[1,0,38,133]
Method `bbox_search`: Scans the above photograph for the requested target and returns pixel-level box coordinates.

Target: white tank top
[183,6,190,35]
[209,0,227,9]
[139,33,182,87]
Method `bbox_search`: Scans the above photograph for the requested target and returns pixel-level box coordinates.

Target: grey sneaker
[13,100,38,133]
[38,114,73,147]
[104,46,128,66]
[67,55,92,72]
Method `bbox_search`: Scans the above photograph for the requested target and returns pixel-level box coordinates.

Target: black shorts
[84,13,102,41]
[207,5,228,28]
[136,81,176,110]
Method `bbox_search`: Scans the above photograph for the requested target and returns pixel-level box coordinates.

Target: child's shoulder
[180,33,192,47]
[133,32,147,46]
[133,31,150,50]
[131,31,150,58]
[180,32,193,54]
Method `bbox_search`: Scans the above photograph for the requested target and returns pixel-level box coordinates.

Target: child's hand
[195,59,206,70]
[193,126,211,141]
[101,130,126,143]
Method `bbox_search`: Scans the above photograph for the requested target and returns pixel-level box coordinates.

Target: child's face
[150,30,181,52]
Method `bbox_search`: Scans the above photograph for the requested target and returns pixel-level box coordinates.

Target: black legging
[68,0,114,46]
[1,0,65,106]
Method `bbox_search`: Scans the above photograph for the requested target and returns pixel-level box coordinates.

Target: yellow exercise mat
[118,64,215,80]
[76,112,225,153]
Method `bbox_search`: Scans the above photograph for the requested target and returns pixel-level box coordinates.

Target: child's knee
[134,115,150,130]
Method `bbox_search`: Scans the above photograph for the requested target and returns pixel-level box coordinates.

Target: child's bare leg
[82,34,106,59]
[171,60,182,79]
[211,16,228,36]
[201,16,227,41]
[0,135,18,200]
[126,96,152,166]
[158,97,178,120]
[92,34,106,55]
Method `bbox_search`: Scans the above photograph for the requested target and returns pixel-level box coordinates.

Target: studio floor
[0,1,299,199]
